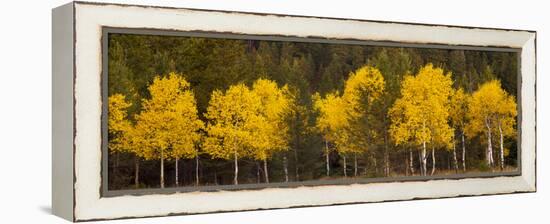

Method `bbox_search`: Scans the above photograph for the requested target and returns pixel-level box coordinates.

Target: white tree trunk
[498,121,505,170]
[354,153,358,177]
[405,154,409,176]
[134,156,140,188]
[485,117,494,167]
[263,159,269,183]
[234,152,239,185]
[175,157,179,187]
[283,155,289,182]
[214,170,218,185]
[325,139,330,176]
[452,137,458,173]
[160,149,165,189]
[409,148,415,175]
[195,155,199,186]
[256,162,261,183]
[462,130,466,172]
[343,155,347,177]
[431,147,436,175]
[421,142,427,176]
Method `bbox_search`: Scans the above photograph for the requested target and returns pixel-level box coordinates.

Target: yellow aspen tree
[168,89,204,187]
[341,65,385,177]
[313,92,349,177]
[108,94,133,154]
[203,84,262,185]
[108,94,139,186]
[389,64,454,176]
[466,80,517,169]
[134,73,202,188]
[449,88,469,172]
[250,79,293,183]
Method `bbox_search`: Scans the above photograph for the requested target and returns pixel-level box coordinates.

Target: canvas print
[106,32,519,191]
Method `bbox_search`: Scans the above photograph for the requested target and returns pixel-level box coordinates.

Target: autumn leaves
[313,66,385,177]
[314,64,516,178]
[203,79,293,185]
[388,65,517,176]
[109,63,517,188]
[109,74,203,188]
[109,74,293,188]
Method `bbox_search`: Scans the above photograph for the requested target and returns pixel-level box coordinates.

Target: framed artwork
[52,1,536,222]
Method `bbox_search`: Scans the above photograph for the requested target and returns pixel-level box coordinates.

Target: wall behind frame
[0,0,544,224]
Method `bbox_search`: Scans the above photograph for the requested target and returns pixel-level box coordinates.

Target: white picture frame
[52,1,536,221]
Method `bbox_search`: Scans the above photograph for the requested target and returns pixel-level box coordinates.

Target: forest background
[107,33,519,190]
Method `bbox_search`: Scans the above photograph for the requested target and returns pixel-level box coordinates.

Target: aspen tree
[449,88,469,172]
[466,80,516,169]
[134,73,202,188]
[389,64,454,176]
[203,84,262,185]
[313,92,349,177]
[250,79,293,183]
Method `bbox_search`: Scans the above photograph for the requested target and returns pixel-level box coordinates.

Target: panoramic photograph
[106,33,519,190]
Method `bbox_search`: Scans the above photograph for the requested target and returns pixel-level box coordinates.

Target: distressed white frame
[62,1,536,221]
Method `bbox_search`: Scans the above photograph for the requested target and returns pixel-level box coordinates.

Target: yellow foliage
[203,79,295,161]
[250,79,294,160]
[343,66,385,117]
[465,80,517,140]
[203,83,262,160]
[313,92,349,141]
[449,88,469,129]
[132,73,203,160]
[389,64,454,149]
[108,94,133,153]
[313,66,386,155]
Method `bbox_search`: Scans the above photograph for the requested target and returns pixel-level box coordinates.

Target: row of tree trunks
[144,127,497,187]
[133,154,204,188]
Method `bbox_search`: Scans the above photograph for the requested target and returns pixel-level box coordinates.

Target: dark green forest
[107,33,518,190]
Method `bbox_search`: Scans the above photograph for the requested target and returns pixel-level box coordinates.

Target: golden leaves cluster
[314,65,385,155]
[203,79,294,161]
[465,80,517,140]
[128,73,203,160]
[389,64,454,149]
